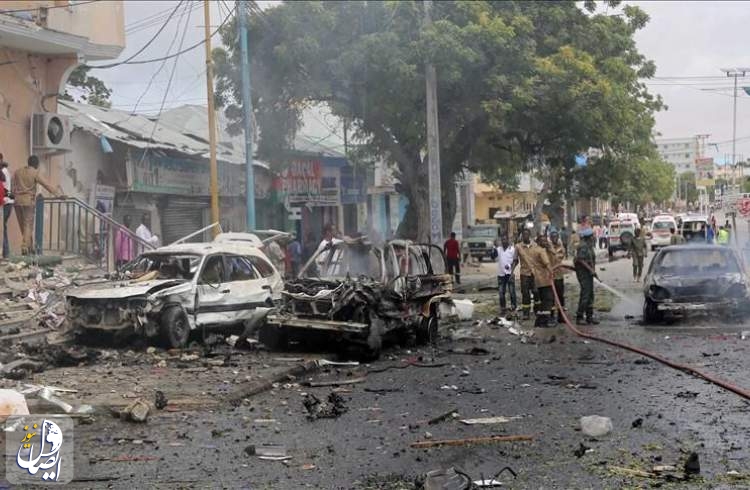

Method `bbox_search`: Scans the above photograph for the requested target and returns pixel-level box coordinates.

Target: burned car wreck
[262,239,452,359]
[643,244,749,323]
[66,242,283,347]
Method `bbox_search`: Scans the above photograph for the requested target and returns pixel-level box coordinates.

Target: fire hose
[550,261,750,401]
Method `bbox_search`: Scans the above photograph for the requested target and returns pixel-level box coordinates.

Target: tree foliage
[60,65,112,108]
[213,0,661,239]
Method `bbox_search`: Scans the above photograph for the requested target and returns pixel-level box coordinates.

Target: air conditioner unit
[32,113,72,153]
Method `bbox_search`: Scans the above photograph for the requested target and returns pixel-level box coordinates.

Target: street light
[721,67,750,193]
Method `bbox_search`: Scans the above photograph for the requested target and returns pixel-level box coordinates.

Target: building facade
[0,0,124,250]
[655,136,701,174]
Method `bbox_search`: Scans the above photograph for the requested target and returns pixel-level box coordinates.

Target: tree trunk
[441,172,457,239]
[396,155,430,242]
[533,186,547,235]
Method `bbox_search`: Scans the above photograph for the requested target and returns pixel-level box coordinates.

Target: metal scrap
[302,392,348,420]
[303,376,366,387]
[411,434,534,449]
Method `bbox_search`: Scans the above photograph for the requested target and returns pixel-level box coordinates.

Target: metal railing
[35,196,156,272]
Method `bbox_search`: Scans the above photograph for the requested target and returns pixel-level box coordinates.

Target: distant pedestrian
[267,239,286,276]
[461,239,471,266]
[287,233,302,278]
[560,226,570,257]
[628,227,648,282]
[491,235,517,315]
[706,224,715,244]
[12,155,61,255]
[574,227,599,325]
[669,227,686,245]
[1,154,13,258]
[135,213,160,248]
[444,231,461,285]
[717,226,730,246]
[115,215,136,268]
[548,228,567,321]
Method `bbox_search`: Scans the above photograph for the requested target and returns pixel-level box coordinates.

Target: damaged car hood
[653,273,743,289]
[67,279,188,300]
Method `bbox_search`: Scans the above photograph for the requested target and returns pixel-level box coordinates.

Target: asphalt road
[52,252,750,489]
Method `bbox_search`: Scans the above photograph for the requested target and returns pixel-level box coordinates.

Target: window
[247,256,276,278]
[226,256,258,282]
[200,255,226,284]
[685,153,690,158]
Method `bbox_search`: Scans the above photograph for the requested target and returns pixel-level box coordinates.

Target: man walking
[575,227,600,325]
[491,235,517,316]
[444,231,461,285]
[12,155,60,255]
[717,225,730,246]
[1,154,13,258]
[670,227,686,245]
[527,234,555,328]
[514,229,536,320]
[628,227,648,282]
[548,228,567,321]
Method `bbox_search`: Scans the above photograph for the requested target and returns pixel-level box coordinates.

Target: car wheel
[258,324,288,350]
[416,314,438,345]
[159,306,190,349]
[643,299,663,324]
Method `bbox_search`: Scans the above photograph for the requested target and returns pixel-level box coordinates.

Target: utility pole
[424,0,443,244]
[237,0,255,230]
[721,68,749,195]
[204,0,220,237]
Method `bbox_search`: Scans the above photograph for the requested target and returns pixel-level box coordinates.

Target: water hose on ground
[550,262,750,401]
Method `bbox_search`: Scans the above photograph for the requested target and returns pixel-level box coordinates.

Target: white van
[650,215,677,250]
[617,213,641,229]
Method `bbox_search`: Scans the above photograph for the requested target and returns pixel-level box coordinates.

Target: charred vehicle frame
[262,239,452,360]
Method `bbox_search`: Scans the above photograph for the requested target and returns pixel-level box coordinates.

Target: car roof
[145,242,270,258]
[659,244,733,252]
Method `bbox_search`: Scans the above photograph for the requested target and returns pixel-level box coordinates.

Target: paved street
[29,252,746,489]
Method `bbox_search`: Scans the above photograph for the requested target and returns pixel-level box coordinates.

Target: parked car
[649,215,677,250]
[642,245,748,323]
[679,215,709,243]
[608,220,636,257]
[66,242,283,348]
[261,238,453,360]
[464,225,501,261]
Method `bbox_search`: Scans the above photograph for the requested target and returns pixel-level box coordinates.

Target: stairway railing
[35,195,156,272]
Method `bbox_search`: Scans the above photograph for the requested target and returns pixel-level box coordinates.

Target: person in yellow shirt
[548,228,567,322]
[12,155,61,255]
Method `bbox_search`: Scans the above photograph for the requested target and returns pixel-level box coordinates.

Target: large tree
[214,0,660,240]
[60,65,112,108]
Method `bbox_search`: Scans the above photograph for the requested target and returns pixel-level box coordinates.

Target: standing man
[1,154,13,258]
[114,215,136,269]
[628,227,648,282]
[444,231,461,285]
[575,227,600,325]
[528,234,555,328]
[12,155,61,255]
[717,225,730,246]
[669,227,686,245]
[514,229,536,320]
[135,213,160,248]
[287,232,302,278]
[267,238,286,276]
[491,235,517,316]
[548,228,567,322]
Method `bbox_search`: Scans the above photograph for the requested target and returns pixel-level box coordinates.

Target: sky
[91,1,750,163]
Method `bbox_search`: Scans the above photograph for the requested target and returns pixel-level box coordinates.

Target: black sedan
[643,245,749,323]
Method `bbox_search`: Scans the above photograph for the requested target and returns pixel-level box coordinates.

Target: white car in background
[649,215,677,250]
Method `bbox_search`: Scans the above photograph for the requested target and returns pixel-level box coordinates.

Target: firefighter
[548,228,567,322]
[528,234,556,328]
[627,227,648,282]
[575,227,600,325]
[514,229,537,320]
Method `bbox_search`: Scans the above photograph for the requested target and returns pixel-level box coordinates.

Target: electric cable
[87,0,184,70]
[0,0,96,14]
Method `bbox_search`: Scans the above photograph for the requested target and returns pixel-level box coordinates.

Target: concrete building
[655,136,701,174]
[473,173,541,224]
[0,0,124,249]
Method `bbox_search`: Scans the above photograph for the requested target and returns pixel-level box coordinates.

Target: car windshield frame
[126,253,202,281]
[652,221,673,229]
[300,242,385,282]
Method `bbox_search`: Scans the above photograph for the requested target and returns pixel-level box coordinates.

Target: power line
[89,6,233,69]
[0,0,96,14]
[87,1,184,70]
[125,2,202,35]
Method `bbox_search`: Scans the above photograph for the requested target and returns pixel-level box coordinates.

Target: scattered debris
[451,299,475,321]
[303,376,366,387]
[37,387,93,414]
[676,391,699,399]
[459,416,520,425]
[580,415,613,437]
[410,434,533,449]
[245,444,289,461]
[427,408,458,426]
[684,452,700,475]
[423,467,471,490]
[302,392,348,420]
[117,398,151,423]
[364,387,403,394]
[631,417,643,428]
[741,331,750,340]
[0,389,29,421]
[448,347,490,356]
[653,465,677,472]
[573,442,591,458]
[154,390,168,410]
[607,466,655,479]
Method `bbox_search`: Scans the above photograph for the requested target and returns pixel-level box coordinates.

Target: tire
[416,314,439,345]
[258,324,288,350]
[159,306,191,349]
[643,298,663,324]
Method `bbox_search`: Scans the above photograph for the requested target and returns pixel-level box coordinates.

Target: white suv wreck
[65,242,283,348]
